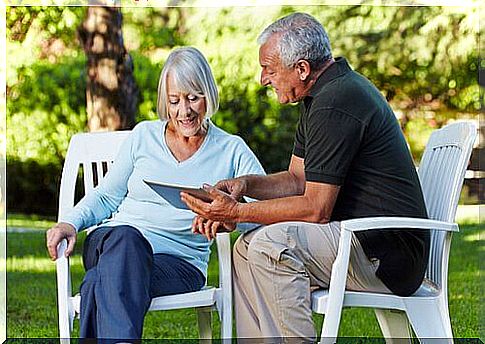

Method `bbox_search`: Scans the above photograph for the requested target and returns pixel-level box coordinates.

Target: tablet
[144,179,214,210]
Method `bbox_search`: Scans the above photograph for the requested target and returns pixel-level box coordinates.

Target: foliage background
[6,5,481,215]
[4,3,482,340]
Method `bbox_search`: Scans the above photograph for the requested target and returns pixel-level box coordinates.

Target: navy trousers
[79,225,205,342]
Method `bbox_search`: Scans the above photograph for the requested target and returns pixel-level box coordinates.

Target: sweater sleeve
[59,131,136,232]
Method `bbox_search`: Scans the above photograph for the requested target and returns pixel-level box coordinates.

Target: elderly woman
[46,47,264,341]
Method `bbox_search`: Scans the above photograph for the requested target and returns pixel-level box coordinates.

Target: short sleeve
[233,137,265,178]
[292,117,305,158]
[304,108,365,185]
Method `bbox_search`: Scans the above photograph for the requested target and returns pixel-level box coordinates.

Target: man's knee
[246,224,289,265]
[246,223,315,276]
[233,226,266,262]
[233,232,251,260]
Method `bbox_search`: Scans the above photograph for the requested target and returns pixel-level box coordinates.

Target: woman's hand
[46,222,77,260]
[192,215,236,241]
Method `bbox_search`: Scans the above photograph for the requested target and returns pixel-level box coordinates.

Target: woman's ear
[295,60,311,81]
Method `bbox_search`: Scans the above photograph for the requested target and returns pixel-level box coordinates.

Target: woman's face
[166,73,207,137]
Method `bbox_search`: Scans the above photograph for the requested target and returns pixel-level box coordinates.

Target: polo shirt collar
[304,57,352,107]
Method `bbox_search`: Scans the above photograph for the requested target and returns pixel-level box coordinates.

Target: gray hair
[157,47,219,120]
[257,12,332,70]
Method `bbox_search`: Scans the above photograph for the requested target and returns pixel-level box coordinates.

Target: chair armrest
[56,239,74,334]
[214,232,232,324]
[341,217,458,233]
[56,239,71,294]
[215,233,232,287]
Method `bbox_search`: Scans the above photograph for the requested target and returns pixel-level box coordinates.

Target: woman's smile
[179,116,197,127]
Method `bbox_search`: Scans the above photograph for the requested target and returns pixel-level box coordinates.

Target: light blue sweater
[61,119,265,276]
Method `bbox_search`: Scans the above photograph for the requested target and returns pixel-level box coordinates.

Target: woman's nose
[179,99,192,116]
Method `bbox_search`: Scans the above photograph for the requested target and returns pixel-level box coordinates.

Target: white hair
[157,47,219,120]
[257,12,332,70]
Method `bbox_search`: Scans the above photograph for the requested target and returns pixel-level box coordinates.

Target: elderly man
[182,12,429,340]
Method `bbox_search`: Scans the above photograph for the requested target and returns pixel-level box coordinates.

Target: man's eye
[169,100,179,105]
[188,95,198,102]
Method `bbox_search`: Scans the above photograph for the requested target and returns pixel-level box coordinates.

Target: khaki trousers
[233,221,391,342]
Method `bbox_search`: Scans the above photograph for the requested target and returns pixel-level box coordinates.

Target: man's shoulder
[306,99,367,127]
[312,69,376,104]
[309,71,391,125]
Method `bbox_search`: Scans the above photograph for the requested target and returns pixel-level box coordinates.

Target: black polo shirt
[293,57,429,296]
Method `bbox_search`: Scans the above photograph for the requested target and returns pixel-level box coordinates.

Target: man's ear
[295,60,311,81]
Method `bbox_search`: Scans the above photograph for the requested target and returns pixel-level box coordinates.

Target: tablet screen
[144,180,213,209]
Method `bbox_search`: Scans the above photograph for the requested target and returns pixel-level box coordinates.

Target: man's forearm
[242,171,304,200]
[235,194,331,225]
[182,180,338,227]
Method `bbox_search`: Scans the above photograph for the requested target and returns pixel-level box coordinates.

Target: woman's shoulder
[125,120,164,151]
[131,119,163,134]
[209,123,254,157]
[209,120,246,146]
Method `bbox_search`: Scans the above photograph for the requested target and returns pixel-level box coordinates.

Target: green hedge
[7,159,61,216]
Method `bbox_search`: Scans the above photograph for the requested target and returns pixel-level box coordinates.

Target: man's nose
[260,71,270,86]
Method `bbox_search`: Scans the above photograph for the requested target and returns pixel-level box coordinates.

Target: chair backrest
[417,121,477,289]
[58,131,132,220]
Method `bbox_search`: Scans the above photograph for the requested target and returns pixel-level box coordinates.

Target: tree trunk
[78,5,138,132]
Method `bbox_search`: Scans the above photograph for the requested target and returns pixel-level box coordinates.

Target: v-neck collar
[161,119,212,166]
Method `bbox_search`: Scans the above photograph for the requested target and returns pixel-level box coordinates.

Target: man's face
[259,34,303,104]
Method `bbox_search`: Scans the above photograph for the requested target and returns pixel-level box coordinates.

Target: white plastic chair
[311,121,477,344]
[55,131,232,341]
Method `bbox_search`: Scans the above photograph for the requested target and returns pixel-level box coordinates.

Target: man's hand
[46,222,77,260]
[213,177,248,201]
[192,215,236,241]
[181,185,240,223]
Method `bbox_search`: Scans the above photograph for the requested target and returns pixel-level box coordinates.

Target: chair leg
[404,299,453,344]
[196,306,213,341]
[58,293,73,342]
[220,300,232,341]
[374,309,412,344]
[59,309,72,340]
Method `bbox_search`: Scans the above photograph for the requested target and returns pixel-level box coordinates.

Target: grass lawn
[5,213,483,340]
[6,213,56,230]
